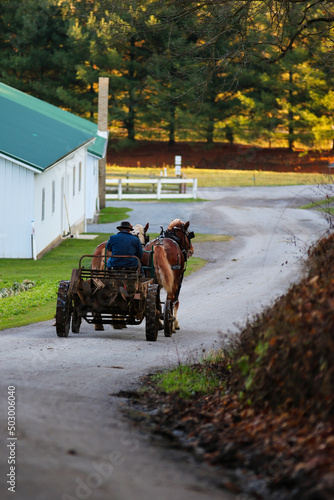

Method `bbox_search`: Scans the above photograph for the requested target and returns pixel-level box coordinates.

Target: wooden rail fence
[106,177,198,200]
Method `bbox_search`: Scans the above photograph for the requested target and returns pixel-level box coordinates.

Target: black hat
[117,221,133,231]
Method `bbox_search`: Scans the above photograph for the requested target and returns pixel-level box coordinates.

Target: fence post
[118,179,122,200]
[157,178,162,200]
[192,178,198,199]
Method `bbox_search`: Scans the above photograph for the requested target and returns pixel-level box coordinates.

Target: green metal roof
[0,82,107,171]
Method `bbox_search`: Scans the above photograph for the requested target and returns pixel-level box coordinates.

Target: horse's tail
[92,242,107,270]
[153,245,174,294]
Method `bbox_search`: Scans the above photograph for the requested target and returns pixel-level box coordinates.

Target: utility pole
[98,77,109,210]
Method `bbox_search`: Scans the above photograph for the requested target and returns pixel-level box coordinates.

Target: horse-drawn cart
[55,255,161,341]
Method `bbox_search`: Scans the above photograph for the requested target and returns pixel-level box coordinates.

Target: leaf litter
[125,232,334,500]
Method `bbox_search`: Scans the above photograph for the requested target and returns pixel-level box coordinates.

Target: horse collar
[164,230,180,245]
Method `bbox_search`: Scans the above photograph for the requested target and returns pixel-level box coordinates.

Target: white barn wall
[1,143,97,259]
[86,154,99,221]
[64,146,87,235]
[0,157,34,258]
[33,145,87,257]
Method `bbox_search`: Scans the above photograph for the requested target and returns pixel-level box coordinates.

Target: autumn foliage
[233,232,334,417]
[134,232,334,498]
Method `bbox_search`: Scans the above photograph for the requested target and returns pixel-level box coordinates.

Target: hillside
[108,141,334,174]
[130,231,334,500]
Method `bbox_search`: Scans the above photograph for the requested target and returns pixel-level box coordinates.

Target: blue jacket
[106,231,143,268]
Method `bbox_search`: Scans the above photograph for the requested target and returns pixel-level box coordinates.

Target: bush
[230,232,334,416]
[0,279,36,298]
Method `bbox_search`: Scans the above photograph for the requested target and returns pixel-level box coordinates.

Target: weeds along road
[0,186,330,500]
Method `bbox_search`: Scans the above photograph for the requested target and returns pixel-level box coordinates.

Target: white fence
[106,177,198,200]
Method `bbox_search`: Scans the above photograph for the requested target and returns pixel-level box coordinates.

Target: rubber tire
[72,306,82,333]
[56,281,72,337]
[163,299,173,337]
[145,284,159,341]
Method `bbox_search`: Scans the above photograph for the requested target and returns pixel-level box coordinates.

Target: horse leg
[95,314,104,331]
[173,271,184,332]
[173,300,180,331]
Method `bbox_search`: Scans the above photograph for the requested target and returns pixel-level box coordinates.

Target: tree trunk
[206,117,214,143]
[288,70,294,151]
[225,125,234,145]
[126,36,136,142]
[168,105,176,145]
[125,95,136,141]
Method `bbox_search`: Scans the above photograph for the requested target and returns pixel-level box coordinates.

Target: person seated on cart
[106,221,143,270]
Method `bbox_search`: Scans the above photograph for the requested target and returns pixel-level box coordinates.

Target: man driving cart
[106,221,143,270]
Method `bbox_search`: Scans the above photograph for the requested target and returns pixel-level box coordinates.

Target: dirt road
[0,186,329,500]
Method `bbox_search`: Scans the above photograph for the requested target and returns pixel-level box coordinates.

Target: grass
[151,350,227,399]
[107,165,327,188]
[98,206,132,223]
[152,364,221,399]
[0,234,108,330]
[300,196,334,214]
[148,233,232,243]
[0,232,228,330]
[117,198,208,203]
[194,234,232,243]
[185,257,206,275]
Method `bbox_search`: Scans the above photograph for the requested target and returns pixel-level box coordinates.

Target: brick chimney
[98,77,109,210]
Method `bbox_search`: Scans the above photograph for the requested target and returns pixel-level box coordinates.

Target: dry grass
[107,165,327,187]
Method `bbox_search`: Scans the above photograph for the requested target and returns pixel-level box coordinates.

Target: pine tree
[0,0,76,108]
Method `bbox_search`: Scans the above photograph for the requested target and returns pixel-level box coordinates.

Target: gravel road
[0,185,330,500]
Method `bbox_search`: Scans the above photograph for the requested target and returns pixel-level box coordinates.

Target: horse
[91,222,149,331]
[91,223,149,271]
[141,219,194,334]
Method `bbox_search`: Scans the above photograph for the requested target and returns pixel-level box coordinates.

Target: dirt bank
[108,141,334,174]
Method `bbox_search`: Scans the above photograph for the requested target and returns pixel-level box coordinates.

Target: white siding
[0,157,34,258]
[0,143,95,259]
[33,145,87,256]
[86,154,99,221]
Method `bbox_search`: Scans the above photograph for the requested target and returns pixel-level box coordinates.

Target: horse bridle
[131,229,150,247]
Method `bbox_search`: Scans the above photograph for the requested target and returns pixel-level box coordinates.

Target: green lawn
[0,234,108,330]
[300,196,334,214]
[0,233,222,330]
[107,165,328,187]
[98,206,133,223]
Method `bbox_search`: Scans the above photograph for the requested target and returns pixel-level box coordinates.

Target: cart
[55,255,161,341]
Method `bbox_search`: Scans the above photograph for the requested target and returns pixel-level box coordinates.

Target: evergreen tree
[141,4,200,144]
[0,0,76,108]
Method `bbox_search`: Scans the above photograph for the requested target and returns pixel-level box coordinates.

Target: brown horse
[142,219,194,334]
[91,223,149,271]
[91,223,149,331]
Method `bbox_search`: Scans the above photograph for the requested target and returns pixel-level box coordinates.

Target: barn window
[79,162,82,192]
[41,188,46,221]
[52,181,56,213]
[73,167,76,196]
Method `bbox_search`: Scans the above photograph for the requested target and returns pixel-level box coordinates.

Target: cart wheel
[72,306,82,333]
[145,284,159,341]
[163,299,173,337]
[56,280,72,337]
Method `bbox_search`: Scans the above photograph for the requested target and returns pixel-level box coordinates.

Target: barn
[0,82,108,259]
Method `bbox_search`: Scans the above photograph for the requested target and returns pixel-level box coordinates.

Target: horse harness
[158,227,194,271]
[142,224,194,302]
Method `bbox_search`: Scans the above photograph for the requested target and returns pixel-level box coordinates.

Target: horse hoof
[95,325,104,331]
